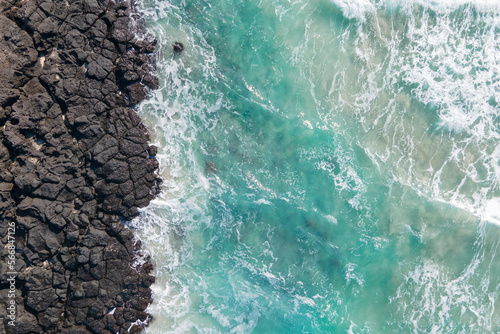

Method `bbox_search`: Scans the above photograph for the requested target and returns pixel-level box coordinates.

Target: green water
[133,0,500,332]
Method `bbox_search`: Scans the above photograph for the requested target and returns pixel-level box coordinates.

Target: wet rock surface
[0,0,160,332]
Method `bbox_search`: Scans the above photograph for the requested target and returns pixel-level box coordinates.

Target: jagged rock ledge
[0,0,161,333]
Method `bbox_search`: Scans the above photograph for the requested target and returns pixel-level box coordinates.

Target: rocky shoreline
[0,0,160,333]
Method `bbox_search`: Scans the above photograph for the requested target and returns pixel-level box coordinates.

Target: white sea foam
[255,198,272,205]
[325,0,500,223]
[331,0,500,20]
[132,0,500,332]
[482,197,500,226]
[303,145,368,211]
[399,8,499,219]
[390,256,498,333]
[132,1,232,332]
[343,263,364,288]
[413,0,500,13]
[325,215,338,224]
[299,2,500,328]
[330,0,376,21]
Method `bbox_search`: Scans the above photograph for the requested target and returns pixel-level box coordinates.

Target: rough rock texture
[0,0,160,333]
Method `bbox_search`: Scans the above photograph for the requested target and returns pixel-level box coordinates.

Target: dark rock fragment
[173,41,184,53]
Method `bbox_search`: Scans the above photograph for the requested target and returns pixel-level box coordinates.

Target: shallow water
[133,0,500,332]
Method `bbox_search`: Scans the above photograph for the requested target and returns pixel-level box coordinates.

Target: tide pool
[133,0,500,332]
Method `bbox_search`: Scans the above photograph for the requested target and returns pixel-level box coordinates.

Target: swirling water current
[132,0,500,332]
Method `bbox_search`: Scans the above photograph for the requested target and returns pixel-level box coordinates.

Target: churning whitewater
[132,0,500,332]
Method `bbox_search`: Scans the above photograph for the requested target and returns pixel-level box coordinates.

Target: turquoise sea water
[133,0,500,332]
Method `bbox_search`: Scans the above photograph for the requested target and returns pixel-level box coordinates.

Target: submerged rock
[205,160,217,174]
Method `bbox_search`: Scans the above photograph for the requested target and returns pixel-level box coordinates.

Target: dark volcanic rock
[172,41,184,54]
[0,0,160,333]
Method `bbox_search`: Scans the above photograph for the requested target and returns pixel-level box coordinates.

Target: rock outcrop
[0,0,160,333]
